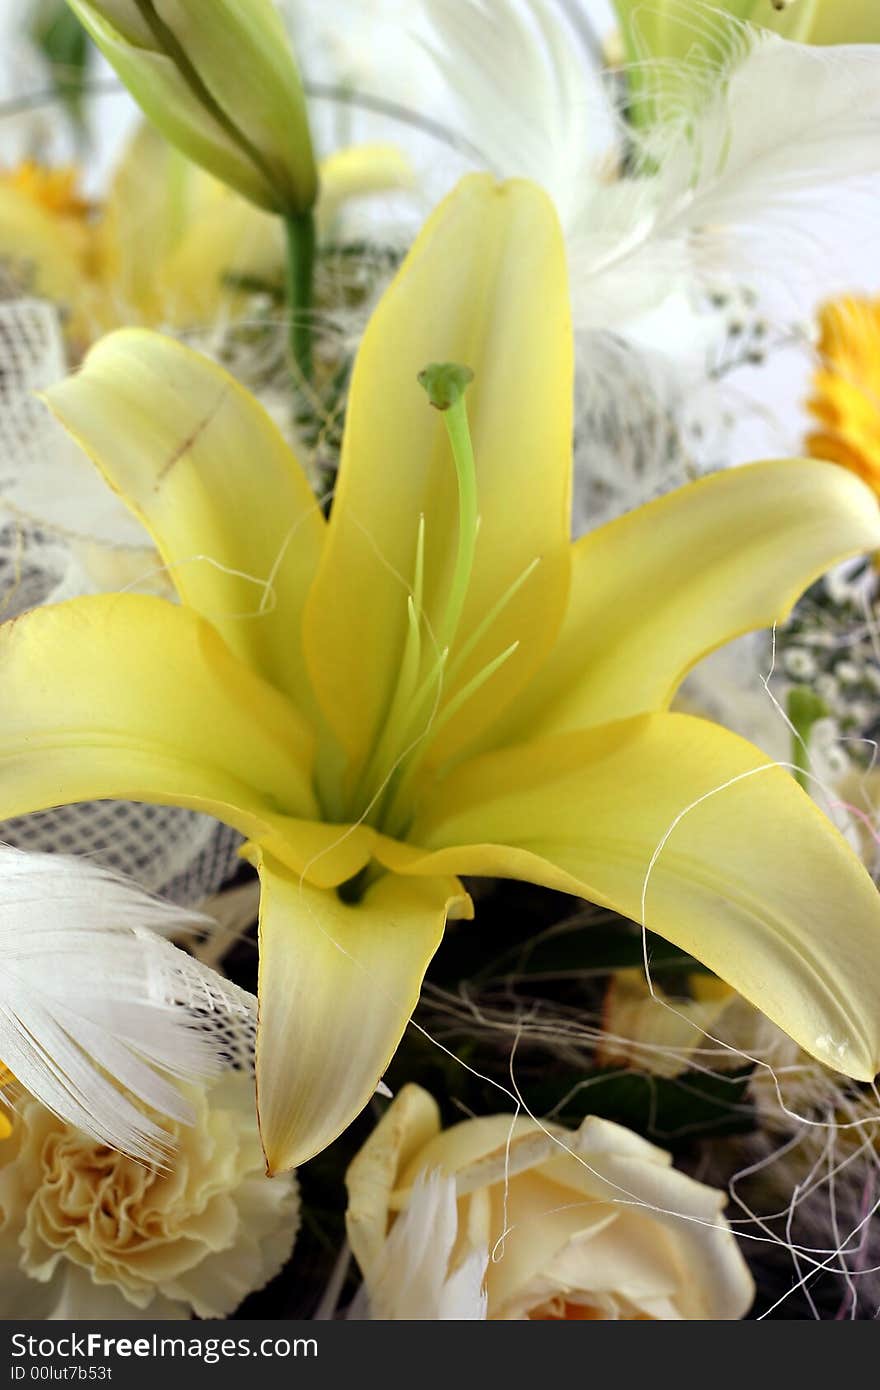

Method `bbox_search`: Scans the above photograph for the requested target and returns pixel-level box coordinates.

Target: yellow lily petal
[253,852,470,1173]
[317,144,414,238]
[96,123,193,324]
[95,119,290,329]
[0,593,317,833]
[98,133,409,327]
[399,713,880,1081]
[160,182,281,323]
[303,174,572,769]
[753,0,821,41]
[98,123,280,328]
[163,144,412,320]
[0,588,382,889]
[490,460,880,745]
[44,330,324,714]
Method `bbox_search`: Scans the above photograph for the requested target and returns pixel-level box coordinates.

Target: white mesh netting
[157,940,257,1077]
[1,804,245,907]
[0,297,147,545]
[0,297,246,907]
[571,333,695,534]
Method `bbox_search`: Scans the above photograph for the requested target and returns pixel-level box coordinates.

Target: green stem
[284,210,316,385]
[788,685,828,792]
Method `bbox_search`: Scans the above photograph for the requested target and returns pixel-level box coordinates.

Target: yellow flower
[807,295,880,498]
[67,0,317,215]
[0,162,101,344]
[3,174,880,1175]
[0,132,412,354]
[346,1085,754,1320]
[0,1074,300,1320]
[3,163,91,220]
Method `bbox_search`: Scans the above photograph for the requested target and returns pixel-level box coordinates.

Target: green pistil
[417,363,479,655]
[354,363,526,834]
[417,362,474,410]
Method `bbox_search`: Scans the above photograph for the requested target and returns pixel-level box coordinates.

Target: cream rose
[346,1085,754,1320]
[0,1072,299,1319]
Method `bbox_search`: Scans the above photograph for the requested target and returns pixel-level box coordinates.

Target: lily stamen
[354,366,482,823]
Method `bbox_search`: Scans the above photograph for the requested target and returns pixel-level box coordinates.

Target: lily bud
[66,0,318,215]
[804,0,880,44]
[613,0,880,65]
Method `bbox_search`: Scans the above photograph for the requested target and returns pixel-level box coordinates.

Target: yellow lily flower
[94,125,411,332]
[0,130,412,354]
[4,175,880,1175]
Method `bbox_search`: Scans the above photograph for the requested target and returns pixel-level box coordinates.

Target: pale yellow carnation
[0,1073,299,1320]
[347,1085,754,1321]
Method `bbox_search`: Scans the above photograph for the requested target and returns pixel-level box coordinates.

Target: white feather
[0,845,256,1163]
[608,32,880,322]
[569,29,880,329]
[424,5,880,329]
[421,0,615,230]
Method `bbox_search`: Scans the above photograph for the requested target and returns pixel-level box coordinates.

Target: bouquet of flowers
[1,0,879,1322]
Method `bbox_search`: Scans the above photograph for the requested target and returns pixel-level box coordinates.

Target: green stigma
[417,362,475,412]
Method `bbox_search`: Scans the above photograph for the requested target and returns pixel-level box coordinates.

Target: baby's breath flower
[784,647,817,681]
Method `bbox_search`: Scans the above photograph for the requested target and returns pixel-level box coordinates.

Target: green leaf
[528,1065,756,1143]
[474,916,709,984]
